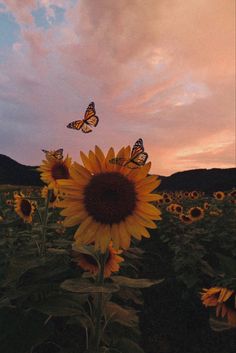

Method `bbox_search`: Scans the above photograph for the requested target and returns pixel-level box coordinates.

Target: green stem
[41,189,52,256]
[94,254,105,352]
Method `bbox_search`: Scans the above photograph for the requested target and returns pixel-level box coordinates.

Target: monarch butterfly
[67,102,99,133]
[109,138,148,169]
[42,148,64,160]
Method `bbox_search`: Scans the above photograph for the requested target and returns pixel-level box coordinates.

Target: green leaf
[104,301,139,327]
[111,275,164,288]
[61,278,120,294]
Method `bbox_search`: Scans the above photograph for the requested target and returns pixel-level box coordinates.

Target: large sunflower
[38,154,72,189]
[72,242,124,278]
[14,193,36,223]
[58,146,162,252]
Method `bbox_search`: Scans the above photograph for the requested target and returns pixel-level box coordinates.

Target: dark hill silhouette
[0,154,43,186]
[158,168,236,192]
[0,154,235,192]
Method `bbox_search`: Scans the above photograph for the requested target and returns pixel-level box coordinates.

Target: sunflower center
[20,199,32,216]
[84,172,137,224]
[51,163,70,180]
[82,254,98,266]
[191,208,201,217]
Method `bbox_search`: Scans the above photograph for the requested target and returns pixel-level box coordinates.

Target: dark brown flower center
[20,199,32,216]
[51,163,70,180]
[84,172,137,224]
[190,208,202,218]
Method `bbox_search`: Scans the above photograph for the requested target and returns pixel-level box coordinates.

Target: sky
[0,0,235,176]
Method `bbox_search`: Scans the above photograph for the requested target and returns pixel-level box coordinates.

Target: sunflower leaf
[61,278,120,294]
[111,275,164,288]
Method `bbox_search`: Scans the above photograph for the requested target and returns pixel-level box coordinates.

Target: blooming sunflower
[188,206,204,221]
[38,154,72,190]
[203,202,210,210]
[14,193,36,223]
[173,204,183,214]
[41,186,59,207]
[213,191,225,200]
[190,191,199,199]
[201,287,236,327]
[179,213,193,224]
[72,242,124,278]
[58,146,162,252]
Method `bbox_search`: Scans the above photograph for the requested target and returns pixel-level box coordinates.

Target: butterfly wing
[84,102,99,127]
[81,123,93,133]
[42,148,63,160]
[53,148,64,160]
[132,152,148,166]
[67,120,84,130]
[131,138,144,158]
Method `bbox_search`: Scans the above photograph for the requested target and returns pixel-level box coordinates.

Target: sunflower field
[0,148,236,353]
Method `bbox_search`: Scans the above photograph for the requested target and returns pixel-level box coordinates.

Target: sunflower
[41,186,59,207]
[191,191,200,199]
[14,193,36,223]
[173,204,183,214]
[38,154,72,190]
[188,206,204,221]
[213,191,225,200]
[72,242,124,278]
[201,287,236,327]
[57,145,162,252]
[179,213,193,224]
[203,202,210,210]
[230,190,236,198]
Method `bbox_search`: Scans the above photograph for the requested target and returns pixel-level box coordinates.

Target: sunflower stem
[41,188,52,256]
[93,253,105,352]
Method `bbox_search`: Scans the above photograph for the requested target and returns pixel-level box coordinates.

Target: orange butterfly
[42,148,63,160]
[110,138,148,169]
[67,102,99,133]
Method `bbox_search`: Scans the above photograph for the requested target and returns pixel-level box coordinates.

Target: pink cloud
[1,0,36,24]
[0,0,235,175]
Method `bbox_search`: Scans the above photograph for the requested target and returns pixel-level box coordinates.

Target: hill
[158,168,236,192]
[0,154,43,186]
[0,154,235,192]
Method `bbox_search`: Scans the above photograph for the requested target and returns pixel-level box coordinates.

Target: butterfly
[109,138,148,169]
[42,148,64,160]
[67,102,99,133]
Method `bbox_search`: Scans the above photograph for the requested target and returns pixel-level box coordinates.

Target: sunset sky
[0,0,235,175]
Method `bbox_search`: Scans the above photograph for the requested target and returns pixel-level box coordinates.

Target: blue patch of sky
[33,5,65,29]
[0,12,20,49]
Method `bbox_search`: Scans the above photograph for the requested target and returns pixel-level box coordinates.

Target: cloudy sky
[0,0,235,175]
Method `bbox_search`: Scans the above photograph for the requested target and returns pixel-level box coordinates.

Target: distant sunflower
[173,204,183,214]
[213,191,225,200]
[41,186,59,207]
[14,193,36,223]
[58,146,162,252]
[203,202,210,210]
[201,287,236,327]
[188,206,204,221]
[190,191,199,199]
[230,190,236,198]
[38,154,72,189]
[179,213,193,224]
[72,242,124,278]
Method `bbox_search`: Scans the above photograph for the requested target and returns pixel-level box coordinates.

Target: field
[0,185,236,353]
